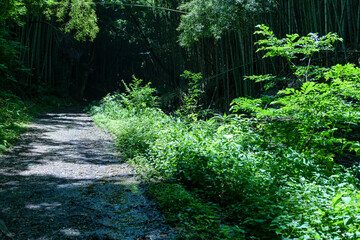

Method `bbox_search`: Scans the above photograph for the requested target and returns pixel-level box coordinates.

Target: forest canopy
[0,0,99,41]
[1,0,275,42]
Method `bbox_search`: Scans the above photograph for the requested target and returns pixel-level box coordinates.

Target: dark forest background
[1,0,360,110]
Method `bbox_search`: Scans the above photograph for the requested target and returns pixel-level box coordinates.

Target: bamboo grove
[1,0,360,110]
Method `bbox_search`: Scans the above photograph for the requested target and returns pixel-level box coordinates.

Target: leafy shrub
[176,71,205,121]
[91,28,360,239]
[94,108,171,159]
[90,93,125,120]
[93,92,360,238]
[149,116,359,238]
[91,76,165,158]
[231,25,360,166]
[120,75,159,110]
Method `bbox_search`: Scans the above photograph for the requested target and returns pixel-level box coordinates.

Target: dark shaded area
[4,1,359,112]
[1,174,99,239]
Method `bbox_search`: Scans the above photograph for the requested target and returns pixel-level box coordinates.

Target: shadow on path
[0,106,175,240]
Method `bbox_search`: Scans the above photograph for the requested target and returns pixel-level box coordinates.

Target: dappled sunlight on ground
[0,106,175,239]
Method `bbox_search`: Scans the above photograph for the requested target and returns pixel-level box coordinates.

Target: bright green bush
[91,41,360,238]
[93,107,172,159]
[147,116,360,238]
[232,25,360,166]
[120,75,159,110]
[176,71,205,121]
[227,25,360,238]
[93,91,360,238]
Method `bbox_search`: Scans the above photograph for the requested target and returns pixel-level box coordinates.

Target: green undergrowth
[90,28,360,239]
[90,76,360,239]
[0,90,71,153]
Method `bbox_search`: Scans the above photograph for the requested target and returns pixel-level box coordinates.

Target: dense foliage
[1,0,99,41]
[91,27,360,238]
[232,25,360,166]
[177,0,274,46]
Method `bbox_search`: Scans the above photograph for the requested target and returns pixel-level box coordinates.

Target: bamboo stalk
[227,33,239,97]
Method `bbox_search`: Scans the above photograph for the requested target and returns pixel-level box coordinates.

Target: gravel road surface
[0,106,175,240]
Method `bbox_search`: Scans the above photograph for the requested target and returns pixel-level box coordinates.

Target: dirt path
[0,106,175,240]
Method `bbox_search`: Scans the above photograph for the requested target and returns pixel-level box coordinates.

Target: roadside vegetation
[0,91,71,153]
[91,26,360,239]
